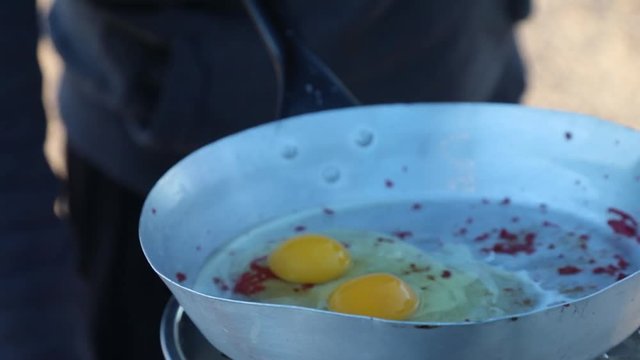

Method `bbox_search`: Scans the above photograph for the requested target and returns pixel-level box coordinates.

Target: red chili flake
[385,179,394,188]
[578,234,589,250]
[411,203,422,211]
[511,217,520,223]
[212,277,230,291]
[558,266,582,275]
[233,258,277,296]
[617,273,628,281]
[481,198,490,205]
[393,230,413,239]
[525,233,536,243]
[489,231,536,255]
[615,255,630,270]
[323,208,335,215]
[607,208,639,239]
[547,243,556,250]
[441,270,452,279]
[299,283,314,291]
[408,263,431,273]
[294,225,306,233]
[500,197,511,206]
[175,272,187,283]
[151,208,157,215]
[466,217,474,225]
[499,229,518,242]
[474,233,491,242]
[542,221,559,228]
[376,237,395,244]
[565,132,572,140]
[593,265,618,276]
[492,242,533,255]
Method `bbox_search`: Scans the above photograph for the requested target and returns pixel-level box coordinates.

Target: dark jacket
[0,2,90,359]
[50,0,530,195]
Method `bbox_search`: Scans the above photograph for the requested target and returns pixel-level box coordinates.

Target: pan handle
[241,0,360,119]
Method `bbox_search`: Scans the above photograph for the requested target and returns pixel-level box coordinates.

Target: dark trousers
[66,148,170,360]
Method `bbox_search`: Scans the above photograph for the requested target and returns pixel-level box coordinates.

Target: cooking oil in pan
[192,198,637,322]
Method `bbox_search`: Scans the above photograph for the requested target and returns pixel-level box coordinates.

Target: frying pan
[140,102,640,360]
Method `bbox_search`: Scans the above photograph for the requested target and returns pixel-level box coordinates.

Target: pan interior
[190,197,638,322]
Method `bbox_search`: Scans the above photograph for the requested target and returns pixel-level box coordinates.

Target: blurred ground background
[519,0,640,128]
[37,0,640,178]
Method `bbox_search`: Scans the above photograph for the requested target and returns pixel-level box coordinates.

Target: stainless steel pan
[140,103,640,360]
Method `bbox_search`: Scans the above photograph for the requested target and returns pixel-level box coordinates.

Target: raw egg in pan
[196,230,555,322]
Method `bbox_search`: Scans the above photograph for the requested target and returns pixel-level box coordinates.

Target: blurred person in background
[0,1,90,359]
[43,0,531,359]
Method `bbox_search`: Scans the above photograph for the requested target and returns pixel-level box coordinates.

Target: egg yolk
[328,273,419,320]
[268,234,351,284]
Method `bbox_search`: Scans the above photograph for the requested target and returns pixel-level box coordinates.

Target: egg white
[196,230,552,322]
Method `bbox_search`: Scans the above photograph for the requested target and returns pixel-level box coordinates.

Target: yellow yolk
[268,234,351,284]
[328,273,419,320]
